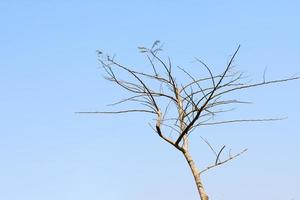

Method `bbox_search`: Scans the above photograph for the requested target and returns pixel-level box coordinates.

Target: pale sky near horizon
[0,1,299,200]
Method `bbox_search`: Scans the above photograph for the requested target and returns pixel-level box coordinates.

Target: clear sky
[0,1,299,200]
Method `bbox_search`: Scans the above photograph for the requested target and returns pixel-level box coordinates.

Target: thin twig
[76,109,156,114]
[201,148,248,174]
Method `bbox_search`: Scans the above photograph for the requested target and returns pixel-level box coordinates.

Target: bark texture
[183,151,209,200]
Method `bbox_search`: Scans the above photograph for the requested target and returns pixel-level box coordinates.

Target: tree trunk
[183,151,209,200]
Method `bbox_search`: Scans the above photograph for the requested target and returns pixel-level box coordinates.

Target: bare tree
[79,41,299,200]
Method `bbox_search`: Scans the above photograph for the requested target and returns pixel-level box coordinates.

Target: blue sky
[0,1,299,200]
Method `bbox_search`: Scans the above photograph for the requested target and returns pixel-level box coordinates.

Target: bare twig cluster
[79,41,299,200]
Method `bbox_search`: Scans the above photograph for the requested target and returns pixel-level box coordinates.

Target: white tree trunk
[183,151,209,200]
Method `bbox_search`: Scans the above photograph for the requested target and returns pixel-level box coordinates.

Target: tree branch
[201,148,248,174]
[76,109,156,114]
